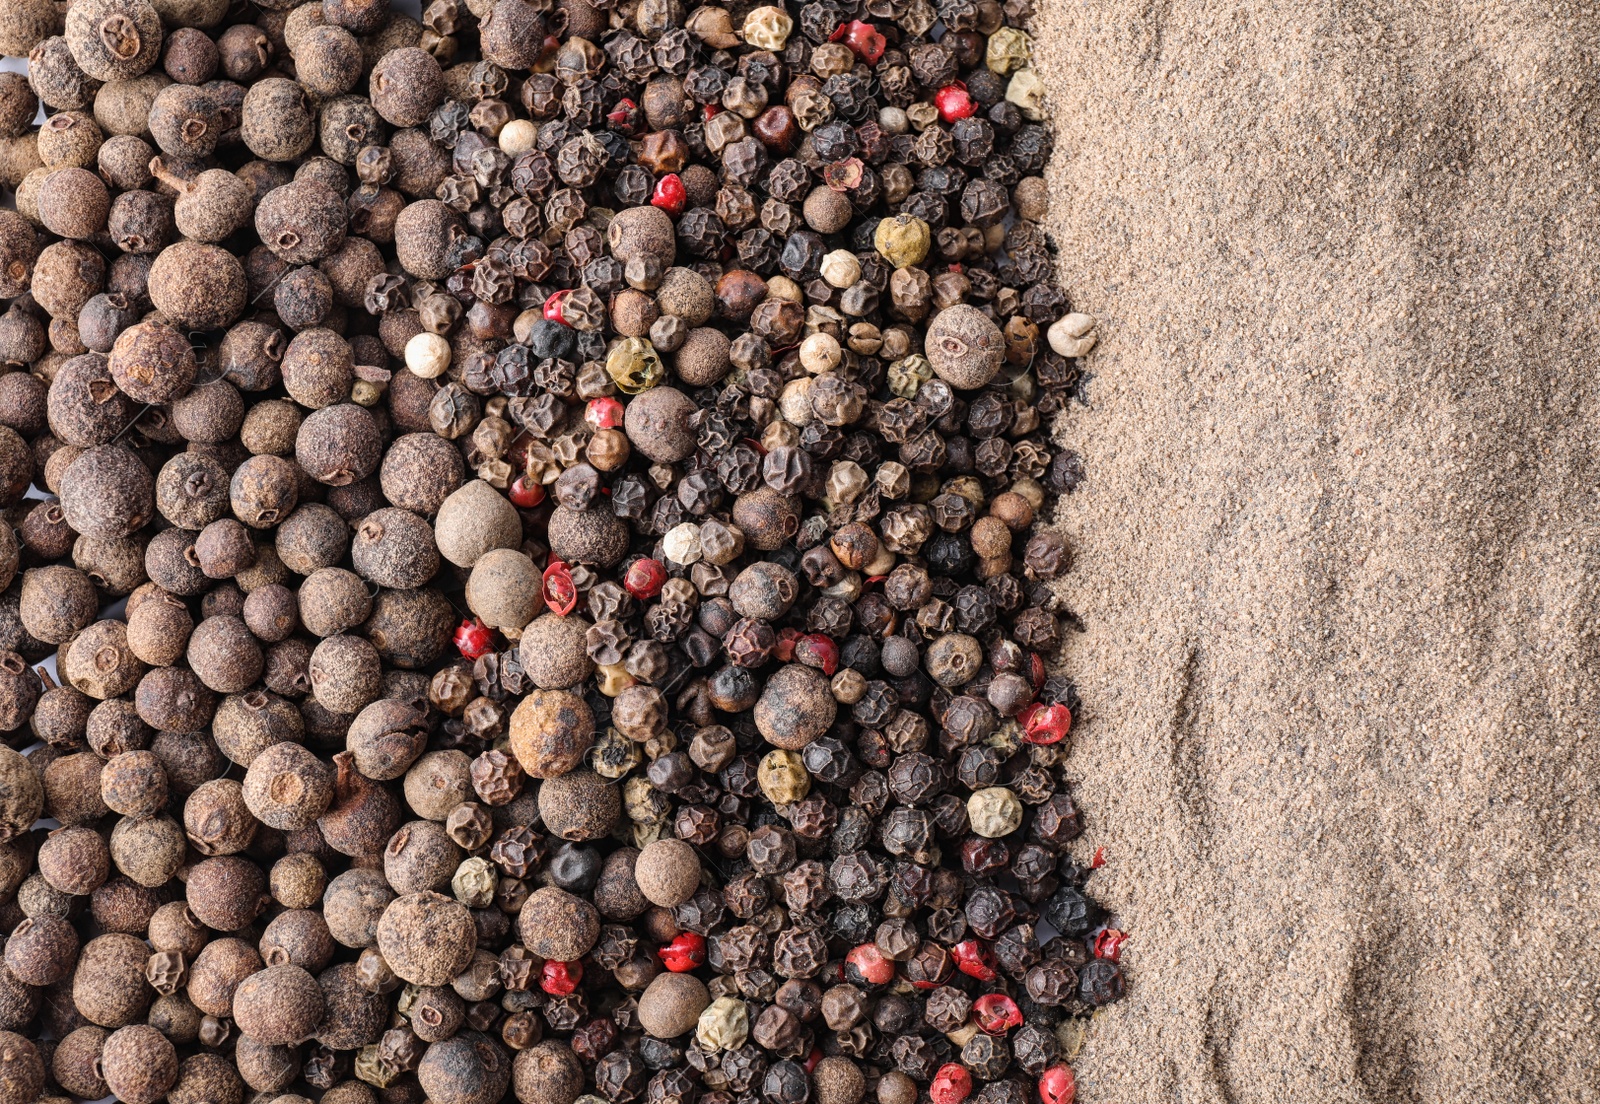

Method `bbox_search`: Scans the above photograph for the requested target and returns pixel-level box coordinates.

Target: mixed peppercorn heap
[0,2,1120,1104]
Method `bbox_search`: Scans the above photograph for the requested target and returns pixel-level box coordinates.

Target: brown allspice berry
[108,320,197,405]
[185,854,269,932]
[622,385,697,464]
[394,199,464,281]
[260,910,335,974]
[547,504,629,569]
[134,665,216,735]
[4,916,78,986]
[518,886,600,961]
[100,1024,178,1104]
[169,1054,244,1104]
[508,688,594,779]
[297,402,381,486]
[37,168,110,241]
[593,847,648,921]
[538,768,620,842]
[673,327,732,386]
[231,1034,298,1092]
[187,613,262,693]
[213,689,303,767]
[186,936,262,1018]
[240,399,302,456]
[194,518,256,578]
[634,838,701,908]
[347,697,428,781]
[517,612,595,690]
[43,752,107,825]
[375,890,477,986]
[298,567,372,637]
[732,488,800,552]
[276,502,349,574]
[62,618,144,699]
[383,818,461,894]
[754,663,837,750]
[239,77,315,162]
[270,852,327,910]
[316,961,387,1050]
[73,932,154,1028]
[0,653,39,732]
[171,378,245,444]
[183,777,256,856]
[351,507,440,590]
[434,479,521,569]
[107,810,185,887]
[370,47,444,127]
[242,583,298,641]
[243,740,334,830]
[380,432,464,516]
[0,1031,43,1104]
[52,1025,109,1100]
[609,205,677,268]
[638,972,710,1039]
[319,751,401,858]
[19,567,97,646]
[38,823,109,895]
[148,241,246,331]
[308,633,383,714]
[99,749,167,818]
[255,180,347,265]
[321,868,394,949]
[403,748,472,822]
[232,964,325,1045]
[162,26,218,83]
[59,445,152,539]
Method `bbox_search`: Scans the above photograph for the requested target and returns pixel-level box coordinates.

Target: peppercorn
[538,768,621,841]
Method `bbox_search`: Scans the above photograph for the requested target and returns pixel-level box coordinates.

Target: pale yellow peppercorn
[778,377,814,425]
[1005,68,1047,121]
[831,668,867,705]
[605,336,664,394]
[352,379,386,406]
[696,996,750,1051]
[590,728,643,778]
[985,27,1033,74]
[625,775,671,826]
[499,119,539,154]
[887,354,934,398]
[742,5,793,49]
[967,786,1023,838]
[452,856,497,908]
[826,460,869,505]
[758,749,811,805]
[875,214,931,269]
[663,522,703,565]
[596,662,636,697]
[766,274,804,301]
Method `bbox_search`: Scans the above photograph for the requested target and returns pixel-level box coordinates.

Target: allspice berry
[546,504,628,569]
[99,1024,178,1104]
[517,613,595,690]
[231,965,324,1045]
[622,386,697,464]
[0,747,41,842]
[753,664,837,750]
[512,1042,583,1104]
[633,838,700,908]
[814,1057,866,1104]
[637,972,710,1039]
[923,304,1005,390]
[435,480,521,568]
[242,741,334,830]
[465,548,543,630]
[517,886,599,961]
[73,932,155,1027]
[537,768,620,841]
[374,890,477,986]
[0,1031,42,1104]
[508,689,594,779]
[607,206,675,268]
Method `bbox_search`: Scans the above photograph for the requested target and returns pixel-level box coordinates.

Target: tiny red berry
[651,173,687,217]
[972,993,1022,1034]
[931,1065,972,1104]
[453,617,494,660]
[1092,929,1129,963]
[934,83,977,123]
[834,20,886,64]
[950,939,997,982]
[773,627,801,663]
[509,476,545,509]
[803,1048,822,1074]
[1021,702,1072,745]
[1039,1067,1076,1104]
[659,932,705,972]
[543,289,571,325]
[794,633,839,676]
[542,559,577,617]
[540,960,582,996]
[845,943,894,986]
[586,396,625,430]
[624,558,667,600]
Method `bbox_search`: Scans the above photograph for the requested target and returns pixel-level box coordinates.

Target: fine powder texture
[1035,2,1600,1100]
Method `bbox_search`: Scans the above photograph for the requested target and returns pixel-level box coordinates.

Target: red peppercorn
[586,396,625,430]
[509,476,546,508]
[543,289,571,325]
[832,20,886,65]
[845,943,894,987]
[1092,929,1128,963]
[606,98,640,134]
[624,558,667,600]
[659,932,706,972]
[542,558,577,617]
[453,617,494,660]
[972,993,1022,1035]
[1039,1067,1076,1104]
[931,1064,972,1104]
[934,83,977,123]
[540,959,582,996]
[651,173,687,217]
[1020,702,1072,745]
[793,633,838,676]
[803,1048,822,1074]
[950,939,997,982]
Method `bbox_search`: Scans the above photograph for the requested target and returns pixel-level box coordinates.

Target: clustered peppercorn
[0,2,1120,1104]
